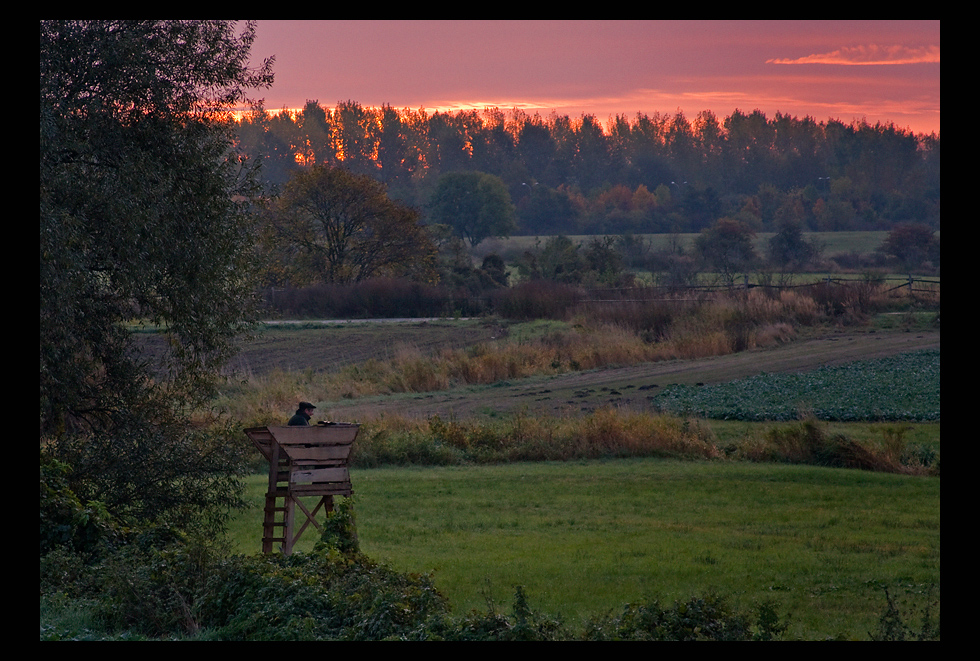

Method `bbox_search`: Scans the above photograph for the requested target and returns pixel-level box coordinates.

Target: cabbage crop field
[649,350,939,422]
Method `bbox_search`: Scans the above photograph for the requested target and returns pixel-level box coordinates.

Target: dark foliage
[583,593,788,641]
[235,103,939,236]
[262,277,492,319]
[41,20,273,529]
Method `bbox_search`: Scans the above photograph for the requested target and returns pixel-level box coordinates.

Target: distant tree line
[234,101,940,237]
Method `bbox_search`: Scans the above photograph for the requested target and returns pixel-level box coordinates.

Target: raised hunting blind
[244,423,359,555]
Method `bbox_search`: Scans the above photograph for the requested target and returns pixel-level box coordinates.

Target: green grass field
[228,455,939,640]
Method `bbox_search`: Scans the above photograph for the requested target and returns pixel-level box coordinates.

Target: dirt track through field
[319,328,940,422]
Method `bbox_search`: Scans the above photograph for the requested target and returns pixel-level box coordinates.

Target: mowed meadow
[218,270,939,640]
[227,457,938,640]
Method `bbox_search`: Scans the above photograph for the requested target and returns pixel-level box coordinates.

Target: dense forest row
[234,101,940,236]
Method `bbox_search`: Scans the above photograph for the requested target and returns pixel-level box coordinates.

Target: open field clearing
[650,349,939,422]
[228,458,939,640]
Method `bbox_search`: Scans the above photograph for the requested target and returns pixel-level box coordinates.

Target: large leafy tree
[880,222,940,270]
[40,20,274,528]
[768,218,820,271]
[273,165,437,284]
[428,170,516,247]
[694,217,759,284]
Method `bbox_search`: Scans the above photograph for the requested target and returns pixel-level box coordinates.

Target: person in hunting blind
[288,402,316,426]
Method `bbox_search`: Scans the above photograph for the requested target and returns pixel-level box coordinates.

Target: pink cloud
[768,44,940,66]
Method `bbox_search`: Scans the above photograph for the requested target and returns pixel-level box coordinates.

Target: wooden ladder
[248,427,294,554]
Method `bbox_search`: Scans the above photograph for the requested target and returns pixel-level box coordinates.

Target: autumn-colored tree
[274,165,437,284]
[880,223,940,270]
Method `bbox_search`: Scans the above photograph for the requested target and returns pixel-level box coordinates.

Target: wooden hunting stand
[244,423,359,555]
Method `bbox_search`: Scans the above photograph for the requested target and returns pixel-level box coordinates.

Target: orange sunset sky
[247,20,940,136]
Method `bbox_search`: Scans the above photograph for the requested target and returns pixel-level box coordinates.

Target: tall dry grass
[734,417,935,475]
[335,409,933,475]
[348,408,722,467]
[214,284,909,426]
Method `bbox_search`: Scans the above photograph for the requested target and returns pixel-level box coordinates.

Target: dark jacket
[288,411,311,426]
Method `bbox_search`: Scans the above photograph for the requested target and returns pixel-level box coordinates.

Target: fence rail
[578,275,940,301]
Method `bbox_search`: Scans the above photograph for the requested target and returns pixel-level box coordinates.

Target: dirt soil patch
[135,318,508,378]
[314,326,940,422]
[227,319,507,376]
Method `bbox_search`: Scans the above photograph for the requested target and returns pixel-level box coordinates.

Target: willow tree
[40,20,274,530]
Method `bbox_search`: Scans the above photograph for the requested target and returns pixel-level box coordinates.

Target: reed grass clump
[578,408,720,460]
[735,417,935,475]
[344,410,937,476]
[347,409,722,467]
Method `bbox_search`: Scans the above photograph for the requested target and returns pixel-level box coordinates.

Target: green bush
[314,497,360,555]
[424,585,570,641]
[40,451,120,557]
[198,549,449,640]
[582,593,788,641]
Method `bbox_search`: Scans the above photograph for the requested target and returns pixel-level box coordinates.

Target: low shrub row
[350,410,720,468]
[263,276,935,327]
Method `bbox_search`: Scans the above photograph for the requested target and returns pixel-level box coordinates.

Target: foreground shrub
[40,452,120,557]
[200,550,448,640]
[421,585,570,641]
[583,593,788,641]
[869,585,940,641]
